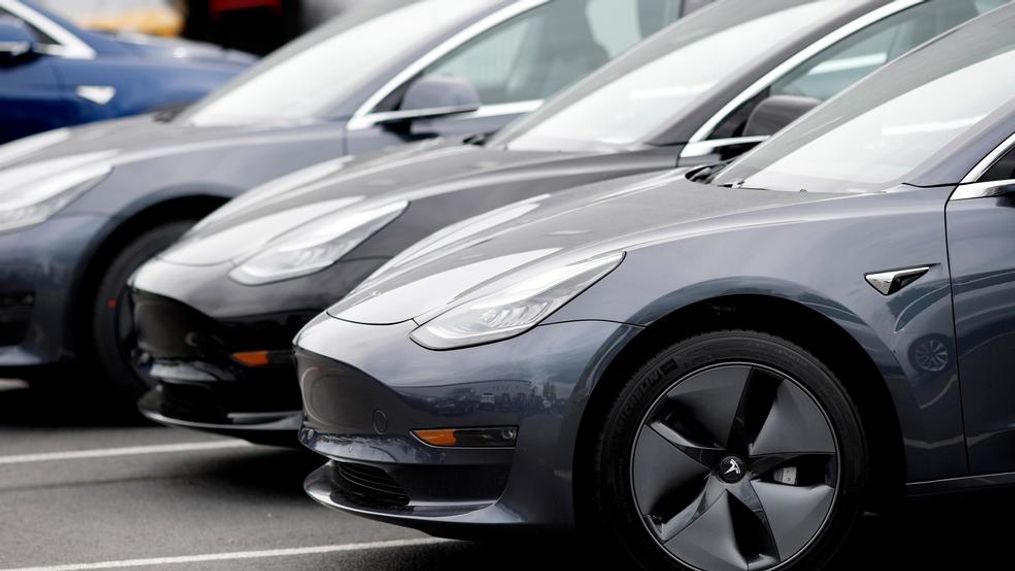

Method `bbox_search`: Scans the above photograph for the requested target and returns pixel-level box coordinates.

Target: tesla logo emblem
[719,456,746,483]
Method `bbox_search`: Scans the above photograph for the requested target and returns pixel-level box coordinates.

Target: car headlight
[410,252,624,350]
[228,201,408,285]
[0,161,112,233]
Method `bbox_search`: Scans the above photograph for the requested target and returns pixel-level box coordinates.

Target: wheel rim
[630,362,839,570]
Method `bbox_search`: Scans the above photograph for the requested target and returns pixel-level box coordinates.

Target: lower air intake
[335,462,410,509]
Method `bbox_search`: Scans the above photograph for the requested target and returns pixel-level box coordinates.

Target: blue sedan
[0,0,253,143]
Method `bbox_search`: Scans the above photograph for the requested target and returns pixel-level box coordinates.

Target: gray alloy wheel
[591,330,867,570]
[631,362,839,570]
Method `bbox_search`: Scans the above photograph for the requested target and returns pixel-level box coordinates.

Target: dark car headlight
[0,160,112,233]
[228,201,408,285]
[410,252,624,350]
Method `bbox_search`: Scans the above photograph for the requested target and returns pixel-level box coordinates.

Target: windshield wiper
[463,132,491,146]
[688,159,735,184]
[153,104,188,123]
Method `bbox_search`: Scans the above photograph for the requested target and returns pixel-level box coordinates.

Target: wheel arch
[70,193,231,354]
[573,293,907,518]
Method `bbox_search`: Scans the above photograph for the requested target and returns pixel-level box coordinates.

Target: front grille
[335,462,410,509]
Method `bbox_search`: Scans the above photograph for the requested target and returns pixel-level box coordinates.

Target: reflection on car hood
[160,140,595,266]
[331,171,838,325]
[0,114,334,176]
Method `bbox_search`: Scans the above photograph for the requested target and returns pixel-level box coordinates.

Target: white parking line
[0,538,451,571]
[0,441,252,465]
[0,379,28,392]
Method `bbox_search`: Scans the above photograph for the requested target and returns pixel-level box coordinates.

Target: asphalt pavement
[0,378,1011,570]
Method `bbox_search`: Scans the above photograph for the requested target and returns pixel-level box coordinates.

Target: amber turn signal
[231,350,271,367]
[412,426,518,448]
[413,428,458,447]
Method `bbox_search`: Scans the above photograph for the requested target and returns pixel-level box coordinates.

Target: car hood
[330,171,843,325]
[111,32,256,65]
[0,115,328,181]
[157,140,600,267]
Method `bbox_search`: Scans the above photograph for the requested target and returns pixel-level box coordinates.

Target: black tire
[591,330,868,570]
[90,220,196,402]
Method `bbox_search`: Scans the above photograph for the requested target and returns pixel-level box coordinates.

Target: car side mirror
[401,74,481,114]
[372,75,482,129]
[951,179,1015,201]
[0,17,38,65]
[743,95,822,137]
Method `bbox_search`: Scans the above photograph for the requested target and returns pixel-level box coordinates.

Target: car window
[493,0,853,152]
[975,0,1008,10]
[709,0,1000,139]
[180,0,496,127]
[713,10,1015,194]
[408,0,685,108]
[0,6,59,46]
[980,142,1015,182]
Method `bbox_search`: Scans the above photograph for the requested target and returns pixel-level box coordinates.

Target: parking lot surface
[0,379,1008,570]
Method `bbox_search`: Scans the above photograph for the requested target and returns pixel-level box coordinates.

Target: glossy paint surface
[297,315,641,533]
[328,173,967,483]
[947,193,1015,474]
[134,144,680,318]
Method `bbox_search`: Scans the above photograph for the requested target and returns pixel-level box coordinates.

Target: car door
[345,0,687,154]
[679,0,1001,165]
[0,6,66,142]
[946,134,1015,475]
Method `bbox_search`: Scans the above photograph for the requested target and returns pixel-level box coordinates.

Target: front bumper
[139,385,302,445]
[0,214,110,374]
[295,316,641,536]
[132,289,312,445]
[129,255,386,443]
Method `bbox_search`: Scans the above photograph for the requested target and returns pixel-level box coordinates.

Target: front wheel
[90,220,196,402]
[592,330,869,570]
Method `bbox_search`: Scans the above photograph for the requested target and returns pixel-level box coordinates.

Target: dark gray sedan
[295,8,1015,569]
[0,0,669,398]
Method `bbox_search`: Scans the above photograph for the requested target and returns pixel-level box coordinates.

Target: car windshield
[178,0,495,127]
[714,7,1015,194]
[490,0,856,152]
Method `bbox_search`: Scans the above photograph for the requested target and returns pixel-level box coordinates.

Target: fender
[552,185,966,482]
